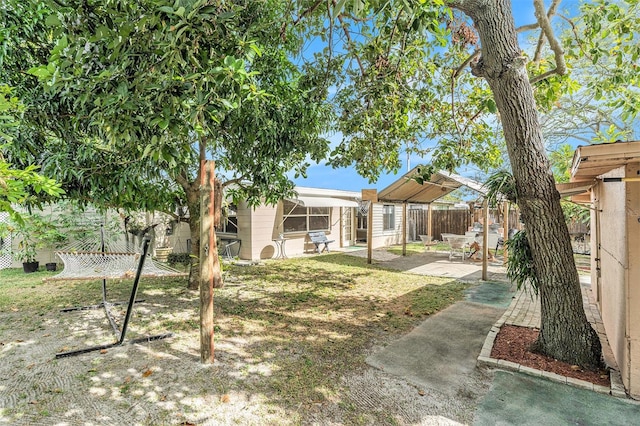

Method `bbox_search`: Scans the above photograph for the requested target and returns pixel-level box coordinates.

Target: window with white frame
[216,204,238,234]
[382,205,395,231]
[282,200,330,233]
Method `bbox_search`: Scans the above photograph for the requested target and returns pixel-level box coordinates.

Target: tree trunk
[454,0,602,368]
[187,213,200,290]
[184,180,225,291]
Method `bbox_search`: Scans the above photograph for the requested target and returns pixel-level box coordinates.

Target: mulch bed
[491,324,610,388]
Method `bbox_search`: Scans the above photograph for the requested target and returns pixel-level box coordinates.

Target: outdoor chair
[495,228,519,252]
[419,235,437,250]
[443,234,469,260]
[221,239,241,260]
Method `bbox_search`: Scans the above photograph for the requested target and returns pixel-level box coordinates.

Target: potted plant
[40,226,67,271]
[0,213,65,273]
[154,235,173,262]
[153,214,174,262]
[7,219,40,273]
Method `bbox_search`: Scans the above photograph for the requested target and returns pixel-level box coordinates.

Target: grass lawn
[0,252,472,425]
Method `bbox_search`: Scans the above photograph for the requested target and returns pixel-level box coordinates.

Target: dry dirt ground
[0,279,490,426]
[1,247,612,426]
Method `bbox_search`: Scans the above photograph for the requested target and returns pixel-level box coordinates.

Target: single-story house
[218,186,362,260]
[216,169,490,261]
[216,185,427,260]
[561,140,640,399]
[1,169,487,268]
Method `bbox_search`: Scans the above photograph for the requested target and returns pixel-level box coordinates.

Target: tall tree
[293,0,629,368]
[444,0,639,368]
[0,6,66,221]
[3,0,331,291]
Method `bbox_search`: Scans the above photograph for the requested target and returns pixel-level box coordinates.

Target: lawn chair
[419,235,437,251]
[443,235,469,260]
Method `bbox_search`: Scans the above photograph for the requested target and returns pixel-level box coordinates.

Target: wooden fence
[407,208,523,241]
[407,209,471,241]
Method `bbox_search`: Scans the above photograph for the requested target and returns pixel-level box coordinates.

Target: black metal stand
[56,237,173,358]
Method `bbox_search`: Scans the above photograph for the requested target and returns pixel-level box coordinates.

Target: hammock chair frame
[56,237,173,358]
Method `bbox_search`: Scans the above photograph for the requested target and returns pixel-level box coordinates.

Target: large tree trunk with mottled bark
[454,0,602,368]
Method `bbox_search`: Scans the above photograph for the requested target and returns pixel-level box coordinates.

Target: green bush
[505,230,539,296]
[167,252,192,267]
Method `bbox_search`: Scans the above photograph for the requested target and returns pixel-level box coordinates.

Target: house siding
[592,163,640,398]
[625,163,640,398]
[236,201,353,260]
[595,167,629,393]
[369,203,404,248]
[237,201,278,260]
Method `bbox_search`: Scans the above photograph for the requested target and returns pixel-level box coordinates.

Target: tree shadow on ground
[0,259,478,425]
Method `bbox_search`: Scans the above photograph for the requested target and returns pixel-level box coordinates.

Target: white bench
[308,231,335,253]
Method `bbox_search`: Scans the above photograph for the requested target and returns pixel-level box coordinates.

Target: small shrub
[505,230,539,296]
[167,252,192,267]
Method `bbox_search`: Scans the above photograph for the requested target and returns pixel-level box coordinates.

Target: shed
[567,140,640,399]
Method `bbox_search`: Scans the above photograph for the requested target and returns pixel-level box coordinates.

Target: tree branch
[516,22,540,32]
[461,107,485,136]
[291,0,324,27]
[559,13,594,63]
[453,48,480,79]
[324,1,334,82]
[530,0,566,83]
[533,0,562,63]
[220,177,245,190]
[281,0,324,39]
[337,12,365,76]
[450,49,481,140]
[175,169,195,194]
[450,70,463,139]
[386,10,402,61]
[529,69,558,85]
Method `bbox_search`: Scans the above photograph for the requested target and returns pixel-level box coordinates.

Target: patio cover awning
[556,180,596,204]
[556,181,596,197]
[287,196,358,208]
[377,167,487,204]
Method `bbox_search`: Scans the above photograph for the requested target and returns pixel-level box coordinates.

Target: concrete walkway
[346,248,640,424]
[344,247,508,282]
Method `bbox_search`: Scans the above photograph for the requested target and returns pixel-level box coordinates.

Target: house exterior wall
[154,187,407,262]
[369,203,405,248]
[170,222,191,254]
[592,163,640,398]
[248,203,354,260]
[234,201,278,260]
[232,200,407,261]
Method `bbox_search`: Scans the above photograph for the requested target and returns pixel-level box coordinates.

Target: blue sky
[290,0,580,193]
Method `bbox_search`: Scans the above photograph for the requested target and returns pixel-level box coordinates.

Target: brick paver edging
[476,285,628,398]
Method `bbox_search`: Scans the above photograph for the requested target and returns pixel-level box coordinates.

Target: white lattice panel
[0,212,12,270]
